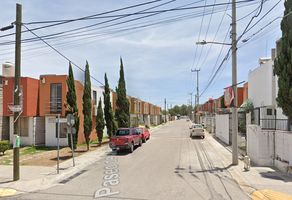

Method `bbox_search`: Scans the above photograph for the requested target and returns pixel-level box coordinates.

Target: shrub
[0,140,10,155]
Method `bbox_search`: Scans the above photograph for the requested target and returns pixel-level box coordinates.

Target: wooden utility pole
[14,3,22,181]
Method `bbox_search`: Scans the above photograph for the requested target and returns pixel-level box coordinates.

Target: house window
[267,109,273,115]
[50,83,62,114]
[93,90,97,105]
[55,121,67,138]
[20,117,29,137]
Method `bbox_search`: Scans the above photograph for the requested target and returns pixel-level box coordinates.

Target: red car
[135,127,150,143]
[109,128,142,153]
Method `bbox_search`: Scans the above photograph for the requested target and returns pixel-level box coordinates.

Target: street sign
[49,118,67,123]
[8,105,22,112]
[67,127,76,134]
[66,114,75,126]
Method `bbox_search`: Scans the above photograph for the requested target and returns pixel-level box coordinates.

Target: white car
[189,124,205,139]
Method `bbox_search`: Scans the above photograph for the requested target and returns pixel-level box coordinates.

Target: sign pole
[57,114,60,174]
[70,114,75,167]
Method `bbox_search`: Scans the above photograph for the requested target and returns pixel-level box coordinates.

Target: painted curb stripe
[251,189,292,200]
[0,189,18,197]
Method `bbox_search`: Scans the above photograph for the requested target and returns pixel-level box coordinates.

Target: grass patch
[19,146,57,156]
[240,146,246,151]
[139,123,145,127]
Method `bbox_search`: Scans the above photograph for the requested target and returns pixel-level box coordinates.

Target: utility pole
[14,3,22,181]
[231,0,238,165]
[191,69,200,124]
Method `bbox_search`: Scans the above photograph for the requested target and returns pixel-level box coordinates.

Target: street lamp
[196,40,231,45]
[195,0,238,165]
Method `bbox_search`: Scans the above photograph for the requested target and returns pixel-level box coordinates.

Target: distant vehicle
[109,128,142,153]
[135,127,150,143]
[177,114,180,120]
[189,124,205,139]
[186,117,190,121]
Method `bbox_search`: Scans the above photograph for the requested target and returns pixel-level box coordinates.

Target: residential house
[248,51,287,122]
[3,77,40,146]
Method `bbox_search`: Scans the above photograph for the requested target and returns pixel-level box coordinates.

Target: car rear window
[116,129,130,136]
[136,128,143,134]
[193,125,203,128]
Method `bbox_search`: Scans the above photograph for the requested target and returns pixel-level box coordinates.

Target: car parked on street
[189,124,205,139]
[135,127,150,143]
[109,128,142,153]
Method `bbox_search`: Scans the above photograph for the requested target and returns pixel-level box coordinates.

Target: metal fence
[260,119,291,131]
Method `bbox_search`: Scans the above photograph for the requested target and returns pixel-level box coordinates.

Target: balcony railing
[45,101,62,115]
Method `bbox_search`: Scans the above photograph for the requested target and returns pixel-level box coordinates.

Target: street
[11,120,250,200]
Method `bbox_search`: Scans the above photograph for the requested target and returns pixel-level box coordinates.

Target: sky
[0,0,285,110]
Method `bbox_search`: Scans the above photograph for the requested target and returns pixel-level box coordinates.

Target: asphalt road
[12,120,250,200]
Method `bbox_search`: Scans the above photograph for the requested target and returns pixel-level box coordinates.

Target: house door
[34,117,45,145]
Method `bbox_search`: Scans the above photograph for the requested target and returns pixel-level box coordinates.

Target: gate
[34,117,45,145]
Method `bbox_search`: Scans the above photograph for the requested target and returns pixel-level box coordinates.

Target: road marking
[151,138,190,140]
[94,157,120,198]
[251,189,292,200]
[0,189,17,197]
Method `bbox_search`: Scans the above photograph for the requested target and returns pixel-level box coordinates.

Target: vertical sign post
[67,114,75,167]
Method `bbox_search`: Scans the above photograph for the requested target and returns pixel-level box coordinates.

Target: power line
[22,24,104,86]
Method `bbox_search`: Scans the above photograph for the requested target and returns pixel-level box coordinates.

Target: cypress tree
[274,0,292,119]
[96,97,105,145]
[82,61,93,151]
[103,73,117,137]
[115,58,130,128]
[64,62,79,150]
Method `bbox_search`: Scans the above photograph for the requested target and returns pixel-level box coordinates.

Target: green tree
[238,99,254,134]
[220,95,227,108]
[103,73,118,137]
[64,62,79,150]
[274,0,292,119]
[181,104,188,116]
[172,105,181,115]
[115,58,130,127]
[82,61,93,151]
[96,97,105,145]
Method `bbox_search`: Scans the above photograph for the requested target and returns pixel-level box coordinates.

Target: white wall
[215,114,229,144]
[91,85,109,137]
[248,59,274,108]
[247,124,292,173]
[45,117,68,147]
[9,116,34,146]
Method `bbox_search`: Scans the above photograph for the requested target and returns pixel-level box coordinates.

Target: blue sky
[0,0,284,110]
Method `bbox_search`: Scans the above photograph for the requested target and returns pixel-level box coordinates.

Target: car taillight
[192,130,194,132]
[125,138,128,143]
[203,129,204,132]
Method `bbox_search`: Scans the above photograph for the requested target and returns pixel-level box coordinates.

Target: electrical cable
[22,23,104,86]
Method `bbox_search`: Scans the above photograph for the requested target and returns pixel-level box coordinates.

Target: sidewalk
[207,131,292,200]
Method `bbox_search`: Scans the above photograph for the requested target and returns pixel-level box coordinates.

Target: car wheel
[129,143,134,153]
[148,134,150,140]
[202,136,205,139]
[139,139,142,146]
[143,136,146,143]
